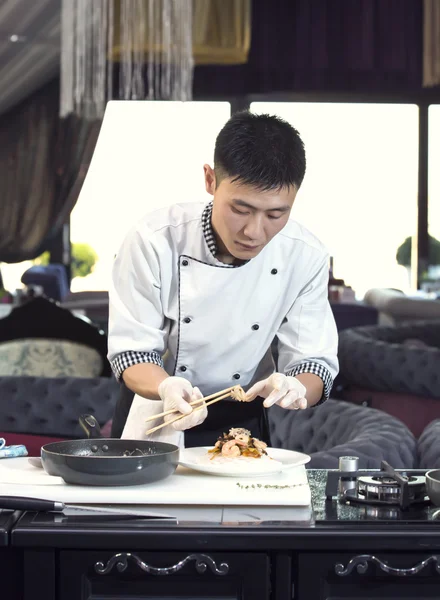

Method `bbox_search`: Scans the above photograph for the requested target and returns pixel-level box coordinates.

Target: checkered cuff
[110,351,164,381]
[287,361,333,406]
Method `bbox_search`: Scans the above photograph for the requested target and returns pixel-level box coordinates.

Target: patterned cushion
[418,419,440,468]
[0,338,103,378]
[338,321,440,397]
[268,398,417,469]
[0,376,120,438]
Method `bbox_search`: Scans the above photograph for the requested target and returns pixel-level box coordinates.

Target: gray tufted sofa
[0,376,119,441]
[418,419,440,468]
[0,376,418,468]
[268,399,417,469]
[338,321,440,437]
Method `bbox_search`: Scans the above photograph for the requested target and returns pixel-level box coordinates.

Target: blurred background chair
[21,264,70,303]
[268,398,417,469]
[363,288,440,326]
[61,290,109,334]
[418,419,440,469]
[0,376,119,456]
[0,295,111,377]
[337,321,440,437]
[330,302,378,331]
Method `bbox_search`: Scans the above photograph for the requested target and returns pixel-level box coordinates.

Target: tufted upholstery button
[252,324,259,331]
[182,259,189,266]
[179,366,187,372]
[233,373,241,380]
[183,317,192,324]
[271,268,278,275]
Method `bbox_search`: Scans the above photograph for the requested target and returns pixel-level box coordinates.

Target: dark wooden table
[0,509,22,600]
[6,470,440,599]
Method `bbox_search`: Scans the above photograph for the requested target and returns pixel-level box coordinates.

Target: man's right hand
[158,377,207,431]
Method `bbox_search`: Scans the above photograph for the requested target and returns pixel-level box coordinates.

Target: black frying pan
[40,415,179,486]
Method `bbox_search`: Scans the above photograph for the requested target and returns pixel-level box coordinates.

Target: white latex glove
[158,376,208,431]
[246,373,308,410]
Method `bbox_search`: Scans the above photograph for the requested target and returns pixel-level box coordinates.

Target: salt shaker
[338,456,359,497]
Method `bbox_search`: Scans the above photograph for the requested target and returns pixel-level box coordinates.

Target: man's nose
[243,215,264,240]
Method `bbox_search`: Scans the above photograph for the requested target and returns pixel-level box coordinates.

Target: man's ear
[203,164,216,195]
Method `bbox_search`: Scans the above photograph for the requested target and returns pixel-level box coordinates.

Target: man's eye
[268,214,282,220]
[232,208,248,215]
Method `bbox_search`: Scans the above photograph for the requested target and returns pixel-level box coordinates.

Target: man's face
[204,165,298,260]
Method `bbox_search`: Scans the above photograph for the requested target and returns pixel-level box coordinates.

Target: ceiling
[0,0,60,116]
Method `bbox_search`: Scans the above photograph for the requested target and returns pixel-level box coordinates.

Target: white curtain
[60,0,194,119]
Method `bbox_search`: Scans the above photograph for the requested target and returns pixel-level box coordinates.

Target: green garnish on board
[236,482,306,490]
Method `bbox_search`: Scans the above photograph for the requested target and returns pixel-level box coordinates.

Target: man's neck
[212,222,244,266]
[216,252,236,265]
[202,201,247,266]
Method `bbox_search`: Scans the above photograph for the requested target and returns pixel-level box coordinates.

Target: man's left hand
[245,373,308,409]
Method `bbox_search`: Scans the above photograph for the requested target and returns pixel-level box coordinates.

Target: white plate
[179,446,311,477]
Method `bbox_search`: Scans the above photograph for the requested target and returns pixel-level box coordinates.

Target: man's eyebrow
[232,199,290,212]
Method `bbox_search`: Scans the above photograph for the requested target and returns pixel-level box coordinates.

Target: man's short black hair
[214,111,306,191]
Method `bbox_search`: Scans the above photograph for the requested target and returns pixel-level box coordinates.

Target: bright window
[70,101,231,292]
[428,105,440,291]
[251,102,419,299]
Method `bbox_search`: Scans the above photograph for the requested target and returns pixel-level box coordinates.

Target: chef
[108,110,338,448]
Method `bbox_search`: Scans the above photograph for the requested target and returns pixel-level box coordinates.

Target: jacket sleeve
[276,254,339,405]
[107,226,168,380]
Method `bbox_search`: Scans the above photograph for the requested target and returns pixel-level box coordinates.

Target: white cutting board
[0,458,311,507]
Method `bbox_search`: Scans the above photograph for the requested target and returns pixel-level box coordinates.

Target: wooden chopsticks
[144,385,245,437]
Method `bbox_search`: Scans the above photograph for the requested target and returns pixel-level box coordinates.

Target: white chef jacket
[108,201,338,443]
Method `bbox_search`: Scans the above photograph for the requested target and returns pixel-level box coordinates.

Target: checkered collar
[201,201,247,268]
[201,201,219,259]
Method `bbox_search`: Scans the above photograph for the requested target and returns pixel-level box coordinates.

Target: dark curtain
[0,79,101,264]
[193,0,423,96]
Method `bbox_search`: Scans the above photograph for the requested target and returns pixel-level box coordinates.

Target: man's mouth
[235,241,260,251]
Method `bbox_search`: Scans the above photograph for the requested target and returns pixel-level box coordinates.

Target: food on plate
[208,428,268,459]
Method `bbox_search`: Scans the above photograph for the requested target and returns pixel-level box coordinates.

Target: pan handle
[0,496,64,513]
[79,414,102,439]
